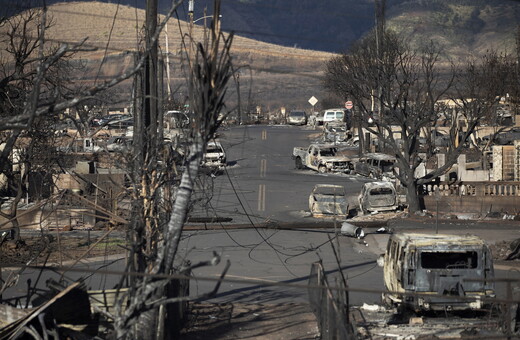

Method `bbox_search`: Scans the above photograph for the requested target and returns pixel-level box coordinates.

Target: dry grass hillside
[2,2,336,110]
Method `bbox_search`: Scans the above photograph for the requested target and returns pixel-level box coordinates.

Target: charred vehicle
[202,141,227,171]
[323,122,351,143]
[293,144,353,174]
[358,181,398,214]
[354,153,396,179]
[309,184,348,217]
[381,233,495,312]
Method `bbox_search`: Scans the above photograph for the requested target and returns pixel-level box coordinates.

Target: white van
[322,108,346,124]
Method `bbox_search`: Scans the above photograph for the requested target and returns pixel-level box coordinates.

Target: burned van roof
[390,232,486,248]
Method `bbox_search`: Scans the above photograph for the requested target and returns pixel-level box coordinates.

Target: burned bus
[380,233,495,312]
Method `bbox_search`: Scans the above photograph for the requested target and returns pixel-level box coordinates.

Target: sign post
[308,96,318,110]
[308,96,319,127]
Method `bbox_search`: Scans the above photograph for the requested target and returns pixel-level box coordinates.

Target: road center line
[257,184,266,211]
[260,159,267,178]
[261,129,267,140]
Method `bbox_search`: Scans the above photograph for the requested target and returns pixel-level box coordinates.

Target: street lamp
[193,14,222,24]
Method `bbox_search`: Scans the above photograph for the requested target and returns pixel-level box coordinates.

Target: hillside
[1,1,336,110]
[386,0,520,59]
[1,0,518,109]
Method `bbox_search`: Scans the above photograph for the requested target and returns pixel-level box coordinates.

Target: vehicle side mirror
[377,254,385,267]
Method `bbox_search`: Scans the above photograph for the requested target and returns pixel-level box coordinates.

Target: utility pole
[145,0,158,150]
[188,0,194,65]
[374,0,386,151]
[165,23,172,101]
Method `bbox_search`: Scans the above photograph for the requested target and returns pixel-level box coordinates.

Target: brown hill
[36,2,336,111]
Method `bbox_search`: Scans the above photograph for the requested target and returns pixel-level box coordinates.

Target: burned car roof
[391,232,486,248]
[362,181,395,190]
[361,153,396,161]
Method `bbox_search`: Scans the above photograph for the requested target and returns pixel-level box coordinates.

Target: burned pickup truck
[309,184,349,218]
[380,233,495,312]
[293,144,353,174]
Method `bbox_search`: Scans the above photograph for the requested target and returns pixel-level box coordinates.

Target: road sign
[308,96,318,107]
[345,101,353,110]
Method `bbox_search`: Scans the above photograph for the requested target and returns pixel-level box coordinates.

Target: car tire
[318,166,327,174]
[295,157,303,169]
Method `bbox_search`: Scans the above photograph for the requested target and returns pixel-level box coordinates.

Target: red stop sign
[345,101,353,109]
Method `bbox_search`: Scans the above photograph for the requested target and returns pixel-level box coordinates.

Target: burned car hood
[321,156,350,162]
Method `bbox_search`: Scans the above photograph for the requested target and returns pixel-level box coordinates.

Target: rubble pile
[0,233,126,266]
[491,238,520,262]
[0,238,48,266]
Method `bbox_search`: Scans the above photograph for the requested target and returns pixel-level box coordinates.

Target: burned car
[201,141,227,172]
[323,122,351,143]
[381,232,495,312]
[354,153,396,179]
[358,181,398,214]
[293,144,353,174]
[309,184,348,217]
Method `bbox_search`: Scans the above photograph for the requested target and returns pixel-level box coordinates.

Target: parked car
[358,181,398,214]
[379,232,495,312]
[309,184,348,217]
[201,141,226,172]
[354,153,396,179]
[287,111,307,125]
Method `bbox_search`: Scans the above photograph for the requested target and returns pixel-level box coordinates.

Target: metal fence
[308,261,354,340]
[422,181,520,197]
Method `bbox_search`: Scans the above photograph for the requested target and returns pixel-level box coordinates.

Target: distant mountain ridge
[1,0,518,109]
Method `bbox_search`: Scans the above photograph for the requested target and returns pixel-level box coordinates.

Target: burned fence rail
[308,261,355,340]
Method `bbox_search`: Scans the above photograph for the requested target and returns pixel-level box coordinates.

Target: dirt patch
[180,302,319,340]
[0,233,126,266]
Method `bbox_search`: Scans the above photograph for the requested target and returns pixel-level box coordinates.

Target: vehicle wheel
[295,157,303,169]
[318,166,327,174]
[369,172,375,179]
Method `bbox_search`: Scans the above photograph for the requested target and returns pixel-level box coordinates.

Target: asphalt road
[3,125,520,310]
[192,124,369,225]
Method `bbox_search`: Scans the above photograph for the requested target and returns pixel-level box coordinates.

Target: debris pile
[491,238,520,262]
